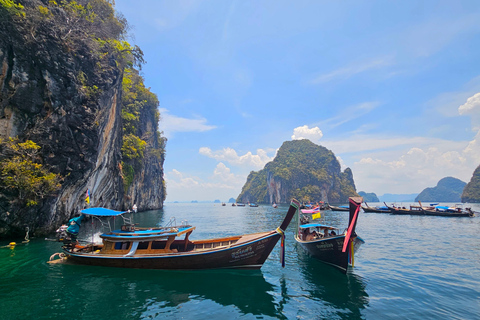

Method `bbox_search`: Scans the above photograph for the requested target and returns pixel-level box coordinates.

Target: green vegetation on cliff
[120,67,166,194]
[0,138,62,207]
[462,165,480,203]
[415,177,466,202]
[237,139,358,204]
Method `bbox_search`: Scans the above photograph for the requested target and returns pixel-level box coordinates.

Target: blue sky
[115,0,480,202]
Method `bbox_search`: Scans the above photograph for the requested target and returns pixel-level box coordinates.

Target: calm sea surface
[1,202,479,319]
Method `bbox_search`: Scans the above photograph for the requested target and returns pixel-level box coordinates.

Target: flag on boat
[312,212,321,220]
[85,189,90,203]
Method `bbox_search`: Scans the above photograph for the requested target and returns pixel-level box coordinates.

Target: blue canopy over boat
[102,226,195,240]
[299,223,337,229]
[80,207,127,217]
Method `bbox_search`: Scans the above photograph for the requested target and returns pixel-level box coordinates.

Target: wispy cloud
[150,0,200,32]
[158,108,216,138]
[322,135,466,155]
[402,12,480,58]
[315,101,381,130]
[310,56,394,84]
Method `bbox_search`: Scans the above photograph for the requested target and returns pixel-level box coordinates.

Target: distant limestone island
[415,177,466,202]
[358,191,379,202]
[236,139,358,204]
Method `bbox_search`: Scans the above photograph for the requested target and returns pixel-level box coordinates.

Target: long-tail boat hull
[422,209,474,217]
[295,197,364,273]
[54,200,300,270]
[296,234,364,273]
[64,231,282,270]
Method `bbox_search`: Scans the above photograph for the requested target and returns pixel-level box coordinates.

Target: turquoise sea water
[1,202,479,319]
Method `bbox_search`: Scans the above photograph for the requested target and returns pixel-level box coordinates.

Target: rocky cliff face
[237,139,358,204]
[462,165,480,203]
[0,0,165,238]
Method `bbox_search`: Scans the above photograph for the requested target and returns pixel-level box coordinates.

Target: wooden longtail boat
[361,203,391,213]
[384,203,425,216]
[327,204,350,212]
[295,197,364,273]
[50,200,299,270]
[386,201,475,217]
[420,202,475,217]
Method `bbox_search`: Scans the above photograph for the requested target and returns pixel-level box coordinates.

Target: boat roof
[299,223,337,230]
[81,207,127,217]
[101,226,195,240]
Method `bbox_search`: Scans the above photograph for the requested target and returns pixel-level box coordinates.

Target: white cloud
[352,138,479,194]
[459,92,480,131]
[459,92,480,115]
[166,169,200,188]
[158,108,216,138]
[164,165,246,201]
[463,129,480,161]
[213,162,237,183]
[291,125,323,143]
[199,147,274,169]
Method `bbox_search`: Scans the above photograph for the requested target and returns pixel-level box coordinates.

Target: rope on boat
[49,252,66,261]
[275,227,284,236]
[22,227,30,243]
[276,227,286,268]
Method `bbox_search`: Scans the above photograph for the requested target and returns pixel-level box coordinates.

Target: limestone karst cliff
[462,164,480,203]
[237,139,358,204]
[0,0,165,238]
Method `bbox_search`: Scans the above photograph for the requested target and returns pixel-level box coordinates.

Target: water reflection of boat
[57,268,280,318]
[51,201,299,270]
[298,255,369,318]
[295,197,364,273]
[138,269,280,318]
